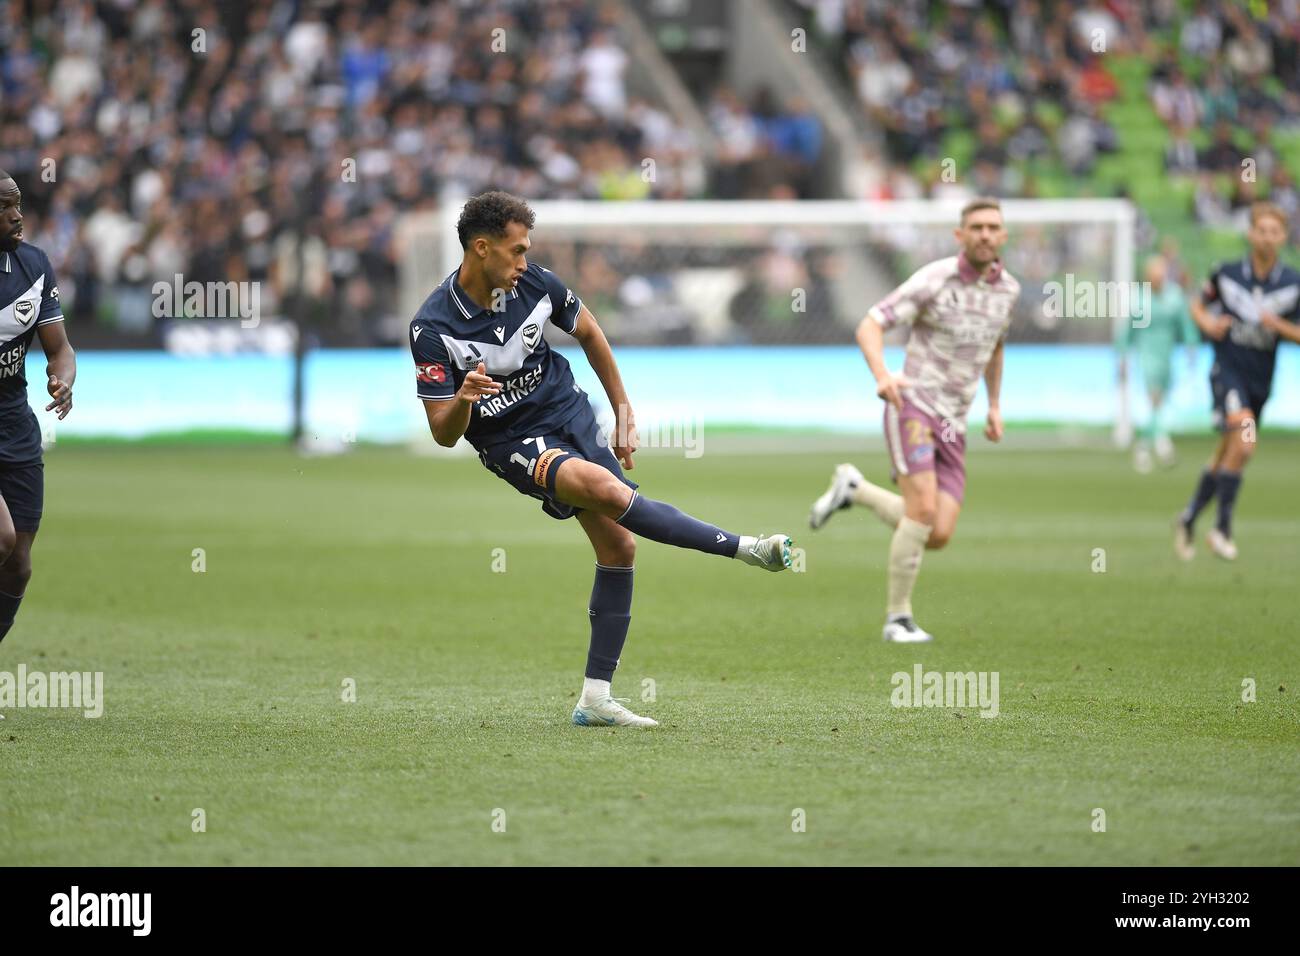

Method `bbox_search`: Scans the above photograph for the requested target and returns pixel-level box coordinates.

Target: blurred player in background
[0,171,76,646]
[1116,255,1198,473]
[809,199,1020,643]
[1176,203,1300,561]
[411,192,792,728]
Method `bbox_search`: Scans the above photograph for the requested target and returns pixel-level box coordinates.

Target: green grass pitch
[2,437,1297,865]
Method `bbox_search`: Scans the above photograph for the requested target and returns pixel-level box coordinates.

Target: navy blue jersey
[0,243,64,465]
[410,262,590,450]
[1201,258,1300,394]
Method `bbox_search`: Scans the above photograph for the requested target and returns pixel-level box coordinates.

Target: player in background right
[808,199,1019,643]
[1116,255,1198,473]
[1176,203,1300,561]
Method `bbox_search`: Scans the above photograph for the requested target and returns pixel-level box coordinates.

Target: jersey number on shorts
[509,437,548,476]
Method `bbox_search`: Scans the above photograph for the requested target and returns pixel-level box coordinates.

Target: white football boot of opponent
[572,696,659,728]
[737,533,793,571]
[883,616,935,647]
[809,463,865,529]
[1173,518,1195,561]
[882,615,934,643]
[1206,527,1238,561]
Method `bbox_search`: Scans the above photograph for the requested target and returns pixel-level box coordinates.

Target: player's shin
[1213,470,1243,537]
[1180,467,1218,528]
[852,480,904,527]
[0,589,22,643]
[615,492,739,557]
[582,564,634,704]
[887,517,932,619]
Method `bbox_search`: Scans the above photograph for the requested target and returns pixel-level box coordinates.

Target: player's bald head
[0,174,23,252]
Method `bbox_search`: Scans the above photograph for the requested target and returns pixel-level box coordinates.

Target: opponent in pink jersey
[809,199,1021,643]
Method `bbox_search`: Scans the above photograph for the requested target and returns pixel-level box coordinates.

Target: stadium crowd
[5,0,1295,346]
[799,0,1299,225]
[3,0,820,343]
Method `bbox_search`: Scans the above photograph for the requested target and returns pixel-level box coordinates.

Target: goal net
[398,199,1139,442]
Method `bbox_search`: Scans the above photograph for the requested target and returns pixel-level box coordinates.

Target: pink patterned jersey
[868,254,1020,432]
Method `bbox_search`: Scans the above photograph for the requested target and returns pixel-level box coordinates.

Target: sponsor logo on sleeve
[416,363,446,384]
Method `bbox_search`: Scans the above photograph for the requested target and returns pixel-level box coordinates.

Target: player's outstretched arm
[572,304,636,469]
[424,362,499,447]
[37,320,75,420]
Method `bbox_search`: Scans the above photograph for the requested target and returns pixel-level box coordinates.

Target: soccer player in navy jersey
[410,191,792,727]
[0,171,76,646]
[1176,202,1299,561]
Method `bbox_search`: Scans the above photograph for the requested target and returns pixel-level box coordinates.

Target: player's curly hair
[456,191,536,250]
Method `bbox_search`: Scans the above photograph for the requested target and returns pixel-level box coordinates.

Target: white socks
[580,677,611,706]
[887,516,932,618]
[851,477,904,528]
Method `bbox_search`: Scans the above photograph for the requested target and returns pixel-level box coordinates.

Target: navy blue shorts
[476,402,638,520]
[1210,363,1268,430]
[0,461,43,532]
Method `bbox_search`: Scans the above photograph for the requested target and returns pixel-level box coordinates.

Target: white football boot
[1173,518,1195,562]
[1133,444,1154,474]
[1206,528,1238,561]
[1154,433,1176,468]
[572,696,658,728]
[737,533,793,571]
[809,463,865,529]
[882,615,934,643]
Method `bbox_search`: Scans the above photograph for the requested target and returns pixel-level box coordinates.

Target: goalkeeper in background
[1116,255,1198,472]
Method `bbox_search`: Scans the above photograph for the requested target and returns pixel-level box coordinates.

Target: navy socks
[1181,466,1243,538]
[615,492,739,557]
[1214,470,1243,537]
[586,565,634,682]
[1181,467,1218,528]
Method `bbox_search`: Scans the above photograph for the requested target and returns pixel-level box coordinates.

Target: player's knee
[926,529,952,550]
[593,474,632,511]
[602,532,636,567]
[910,505,937,527]
[0,528,15,564]
[6,556,31,588]
[1235,424,1257,459]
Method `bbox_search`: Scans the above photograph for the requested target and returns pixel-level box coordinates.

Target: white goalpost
[399,198,1139,442]
[428,199,1136,293]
